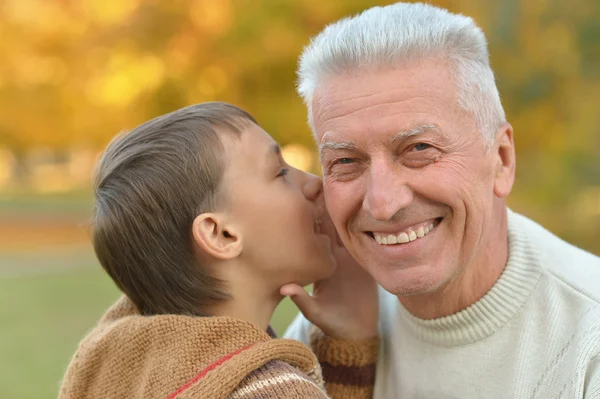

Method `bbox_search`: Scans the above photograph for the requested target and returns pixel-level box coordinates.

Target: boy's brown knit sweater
[58,296,378,398]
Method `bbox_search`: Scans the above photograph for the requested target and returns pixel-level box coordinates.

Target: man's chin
[370,263,446,298]
[379,280,435,298]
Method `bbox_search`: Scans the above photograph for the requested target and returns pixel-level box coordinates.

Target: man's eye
[276,168,289,177]
[414,143,431,151]
[336,158,354,165]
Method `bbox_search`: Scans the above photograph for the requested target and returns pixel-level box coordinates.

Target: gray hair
[297,2,506,146]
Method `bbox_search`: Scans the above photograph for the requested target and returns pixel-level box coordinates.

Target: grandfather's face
[312,60,511,297]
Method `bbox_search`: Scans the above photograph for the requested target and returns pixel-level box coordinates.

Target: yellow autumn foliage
[0,0,597,252]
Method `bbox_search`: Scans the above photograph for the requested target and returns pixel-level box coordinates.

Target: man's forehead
[311,62,456,130]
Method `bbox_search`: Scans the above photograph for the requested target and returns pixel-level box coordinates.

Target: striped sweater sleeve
[310,327,379,399]
[227,360,329,399]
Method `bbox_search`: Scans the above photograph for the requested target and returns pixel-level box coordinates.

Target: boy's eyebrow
[265,143,281,164]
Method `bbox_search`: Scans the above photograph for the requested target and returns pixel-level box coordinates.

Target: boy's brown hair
[92,102,257,316]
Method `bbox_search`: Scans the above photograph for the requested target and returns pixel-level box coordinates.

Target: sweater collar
[59,297,318,398]
[395,208,543,346]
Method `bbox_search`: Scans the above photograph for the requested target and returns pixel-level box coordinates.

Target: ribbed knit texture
[59,296,378,398]
[311,327,379,398]
[286,209,600,398]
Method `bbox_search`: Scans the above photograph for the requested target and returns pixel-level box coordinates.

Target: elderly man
[284,2,600,398]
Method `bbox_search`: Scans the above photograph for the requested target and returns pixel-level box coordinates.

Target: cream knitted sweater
[286,210,600,398]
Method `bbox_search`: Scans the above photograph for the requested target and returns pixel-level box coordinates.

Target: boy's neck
[210,280,282,333]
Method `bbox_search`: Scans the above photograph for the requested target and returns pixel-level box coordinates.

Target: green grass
[0,262,300,399]
[0,268,120,399]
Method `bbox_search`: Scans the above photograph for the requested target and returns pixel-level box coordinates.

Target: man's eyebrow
[319,140,356,154]
[391,124,440,143]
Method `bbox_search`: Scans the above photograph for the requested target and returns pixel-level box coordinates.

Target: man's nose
[362,161,413,221]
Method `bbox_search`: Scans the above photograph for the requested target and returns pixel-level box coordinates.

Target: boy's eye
[414,143,431,151]
[276,168,289,177]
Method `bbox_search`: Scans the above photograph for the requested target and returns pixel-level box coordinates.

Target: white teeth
[408,231,417,241]
[373,221,438,246]
[397,232,409,243]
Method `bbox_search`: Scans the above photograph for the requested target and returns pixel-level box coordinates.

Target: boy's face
[220,123,336,288]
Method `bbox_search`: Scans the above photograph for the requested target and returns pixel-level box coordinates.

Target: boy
[59,102,379,398]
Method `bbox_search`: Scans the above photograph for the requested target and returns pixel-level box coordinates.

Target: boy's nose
[302,173,323,201]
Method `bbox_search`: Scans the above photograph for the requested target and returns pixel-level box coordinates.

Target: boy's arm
[311,327,378,399]
[231,360,330,399]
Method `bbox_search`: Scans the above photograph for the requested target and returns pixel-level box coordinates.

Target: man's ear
[192,213,242,260]
[493,123,516,198]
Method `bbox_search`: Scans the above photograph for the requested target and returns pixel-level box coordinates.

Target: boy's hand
[280,215,379,341]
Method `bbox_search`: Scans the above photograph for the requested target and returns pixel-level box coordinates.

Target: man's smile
[366,217,444,245]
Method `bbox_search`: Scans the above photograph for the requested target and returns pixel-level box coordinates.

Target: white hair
[297,2,506,146]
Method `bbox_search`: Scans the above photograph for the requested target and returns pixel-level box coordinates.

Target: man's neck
[399,206,509,319]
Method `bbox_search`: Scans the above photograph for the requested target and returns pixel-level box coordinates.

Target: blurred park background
[0,0,599,397]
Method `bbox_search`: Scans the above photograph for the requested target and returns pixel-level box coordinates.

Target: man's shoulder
[512,210,600,304]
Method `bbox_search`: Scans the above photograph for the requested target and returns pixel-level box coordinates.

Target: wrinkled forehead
[310,63,471,145]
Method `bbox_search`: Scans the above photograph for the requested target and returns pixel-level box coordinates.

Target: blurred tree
[0,0,598,249]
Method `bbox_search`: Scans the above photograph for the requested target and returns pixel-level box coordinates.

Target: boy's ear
[192,213,242,260]
[493,123,516,199]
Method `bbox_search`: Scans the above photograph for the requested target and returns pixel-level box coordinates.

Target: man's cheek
[325,194,346,221]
